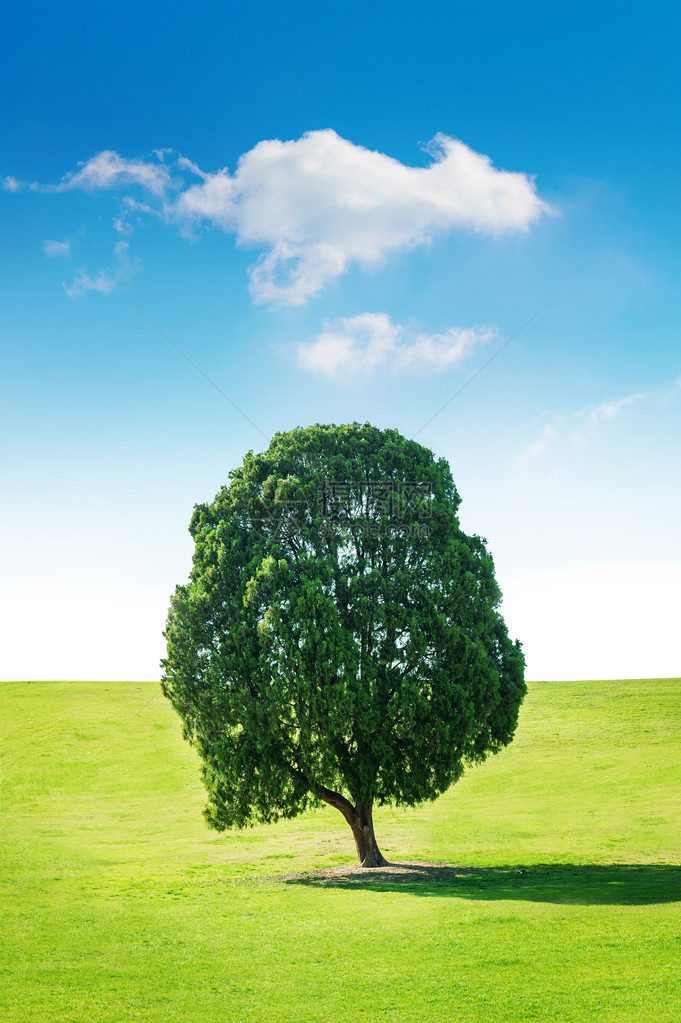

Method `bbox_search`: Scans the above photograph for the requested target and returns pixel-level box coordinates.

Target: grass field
[1,676,679,1022]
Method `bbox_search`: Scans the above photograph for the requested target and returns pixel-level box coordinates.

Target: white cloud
[113,216,133,235]
[176,154,207,179]
[297,312,496,378]
[57,150,172,196]
[298,313,399,377]
[3,175,22,192]
[65,269,117,298]
[43,239,71,259]
[112,195,161,236]
[586,392,647,424]
[17,131,552,305]
[522,390,649,460]
[520,422,557,462]
[64,240,139,299]
[171,130,552,304]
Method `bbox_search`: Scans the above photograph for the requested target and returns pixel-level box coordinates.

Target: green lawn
[1,677,679,1022]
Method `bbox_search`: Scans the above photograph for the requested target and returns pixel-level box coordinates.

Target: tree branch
[288,758,357,824]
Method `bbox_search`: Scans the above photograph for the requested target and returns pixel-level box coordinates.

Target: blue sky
[1,0,680,681]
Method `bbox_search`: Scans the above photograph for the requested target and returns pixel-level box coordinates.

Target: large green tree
[162,423,525,867]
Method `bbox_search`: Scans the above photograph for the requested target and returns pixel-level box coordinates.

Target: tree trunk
[295,770,388,868]
[349,800,388,868]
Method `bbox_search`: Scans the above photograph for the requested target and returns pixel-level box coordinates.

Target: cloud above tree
[15,130,553,304]
[297,312,497,378]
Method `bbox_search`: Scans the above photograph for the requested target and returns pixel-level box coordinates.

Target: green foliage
[162,422,526,832]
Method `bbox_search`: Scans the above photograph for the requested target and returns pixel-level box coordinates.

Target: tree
[161,423,526,867]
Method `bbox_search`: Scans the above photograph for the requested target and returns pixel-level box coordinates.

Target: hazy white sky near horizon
[1,563,678,682]
[2,1,680,683]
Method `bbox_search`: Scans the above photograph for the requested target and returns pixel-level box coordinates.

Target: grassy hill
[1,677,679,1022]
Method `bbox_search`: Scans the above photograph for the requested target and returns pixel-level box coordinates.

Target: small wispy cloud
[521,390,650,461]
[56,150,172,197]
[43,239,71,259]
[64,240,139,299]
[6,153,173,198]
[521,423,557,461]
[585,393,647,424]
[297,312,496,379]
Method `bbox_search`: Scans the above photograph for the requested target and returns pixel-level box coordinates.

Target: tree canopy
[161,423,526,866]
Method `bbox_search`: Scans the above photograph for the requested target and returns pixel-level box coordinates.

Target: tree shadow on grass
[283,862,681,906]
